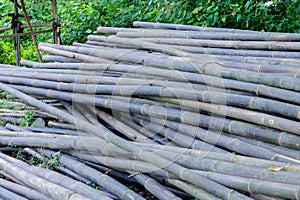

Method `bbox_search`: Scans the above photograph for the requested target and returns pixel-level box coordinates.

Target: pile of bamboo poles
[0,21,300,200]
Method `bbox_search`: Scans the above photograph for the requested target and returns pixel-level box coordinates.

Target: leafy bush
[0,0,299,64]
[0,40,16,65]
[97,0,300,33]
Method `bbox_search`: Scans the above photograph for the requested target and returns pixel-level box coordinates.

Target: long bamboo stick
[130,37,300,51]
[0,157,89,200]
[132,21,259,33]
[116,28,300,41]
[0,175,52,200]
[42,55,83,63]
[0,186,28,200]
[20,148,114,200]
[135,143,300,173]
[165,179,221,200]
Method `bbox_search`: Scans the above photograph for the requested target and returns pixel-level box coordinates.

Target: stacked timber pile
[0,21,300,199]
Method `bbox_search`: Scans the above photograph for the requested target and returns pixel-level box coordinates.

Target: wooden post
[13,0,21,66]
[20,0,43,63]
[51,0,61,44]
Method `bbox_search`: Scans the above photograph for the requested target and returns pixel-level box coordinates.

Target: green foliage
[58,1,101,44]
[19,110,35,127]
[0,40,16,65]
[16,147,24,159]
[38,151,61,170]
[0,0,300,64]
[94,0,300,33]
[0,91,7,99]
[86,181,100,190]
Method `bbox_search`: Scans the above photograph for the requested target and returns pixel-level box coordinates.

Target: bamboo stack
[0,21,300,200]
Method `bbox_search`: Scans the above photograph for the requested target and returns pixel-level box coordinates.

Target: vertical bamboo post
[13,0,21,66]
[20,0,43,63]
[51,0,61,44]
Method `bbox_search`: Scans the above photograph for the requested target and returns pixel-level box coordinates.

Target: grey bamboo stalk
[132,21,258,33]
[116,28,300,41]
[22,148,114,200]
[0,186,28,200]
[0,157,89,200]
[0,175,52,200]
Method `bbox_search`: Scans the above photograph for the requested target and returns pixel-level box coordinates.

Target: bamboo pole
[0,178,52,200]
[0,186,28,200]
[0,157,90,200]
[132,21,258,33]
[134,143,300,173]
[131,37,300,51]
[116,28,300,41]
[20,148,114,200]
